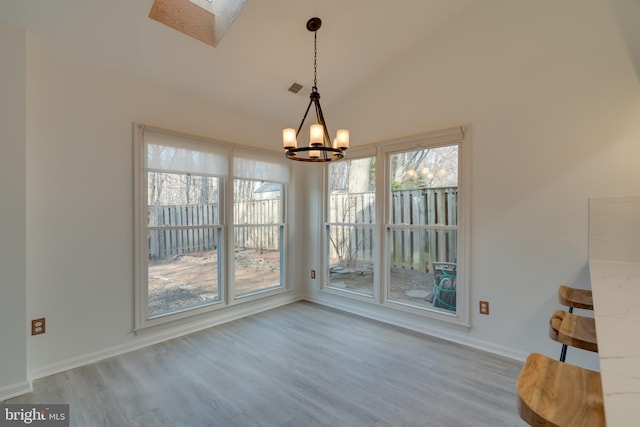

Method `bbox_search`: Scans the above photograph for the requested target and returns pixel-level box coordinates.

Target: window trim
[134,123,291,333]
[231,178,286,299]
[322,126,470,326]
[381,127,469,326]
[322,148,379,303]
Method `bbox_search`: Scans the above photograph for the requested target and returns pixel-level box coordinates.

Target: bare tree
[391,146,458,189]
[348,157,374,193]
[328,157,375,268]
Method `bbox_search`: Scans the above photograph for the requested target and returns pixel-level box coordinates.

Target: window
[232,148,288,297]
[233,179,284,296]
[147,171,223,318]
[386,144,459,314]
[134,125,289,330]
[323,127,468,323]
[326,156,376,297]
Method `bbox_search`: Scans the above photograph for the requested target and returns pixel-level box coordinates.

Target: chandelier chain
[313,31,318,88]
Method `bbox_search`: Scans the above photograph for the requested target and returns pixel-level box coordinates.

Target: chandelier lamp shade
[283,17,349,162]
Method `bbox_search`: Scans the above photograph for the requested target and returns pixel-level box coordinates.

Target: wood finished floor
[7,302,526,426]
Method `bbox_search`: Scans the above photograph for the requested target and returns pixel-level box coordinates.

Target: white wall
[317,0,640,368]
[23,36,299,380]
[0,24,29,399]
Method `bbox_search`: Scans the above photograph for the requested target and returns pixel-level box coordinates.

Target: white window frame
[323,148,379,301]
[231,178,287,300]
[322,127,470,326]
[134,124,291,332]
[228,147,290,303]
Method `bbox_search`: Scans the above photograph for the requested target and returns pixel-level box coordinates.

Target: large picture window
[134,125,289,330]
[323,127,468,323]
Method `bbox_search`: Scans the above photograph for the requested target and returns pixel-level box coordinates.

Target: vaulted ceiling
[0,0,478,133]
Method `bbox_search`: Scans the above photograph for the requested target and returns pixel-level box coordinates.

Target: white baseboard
[22,290,524,399]
[28,293,300,382]
[305,293,528,363]
[0,380,32,402]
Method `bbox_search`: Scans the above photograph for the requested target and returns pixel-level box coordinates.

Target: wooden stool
[517,353,605,427]
[549,309,598,362]
[558,285,593,312]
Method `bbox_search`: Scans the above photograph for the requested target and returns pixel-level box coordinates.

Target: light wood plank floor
[7,302,526,426]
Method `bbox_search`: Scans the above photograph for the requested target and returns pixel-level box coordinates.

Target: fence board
[330,187,457,272]
[148,204,222,260]
[148,188,456,268]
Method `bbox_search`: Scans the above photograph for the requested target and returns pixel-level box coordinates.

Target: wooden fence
[233,198,281,254]
[329,187,457,273]
[148,204,220,260]
[328,191,375,270]
[148,200,281,260]
[148,188,457,271]
[389,187,457,272]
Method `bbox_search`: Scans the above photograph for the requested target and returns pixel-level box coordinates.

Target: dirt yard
[147,249,280,316]
[148,250,449,317]
[328,267,437,306]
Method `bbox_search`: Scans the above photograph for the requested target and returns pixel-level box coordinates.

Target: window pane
[146,171,222,318]
[388,228,457,312]
[328,157,375,223]
[234,179,283,296]
[147,172,220,215]
[148,228,221,318]
[389,146,457,225]
[387,144,459,313]
[234,225,282,295]
[327,156,376,297]
[327,225,374,296]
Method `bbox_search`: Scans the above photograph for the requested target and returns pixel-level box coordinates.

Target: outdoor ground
[328,267,437,307]
[148,250,449,317]
[147,249,280,316]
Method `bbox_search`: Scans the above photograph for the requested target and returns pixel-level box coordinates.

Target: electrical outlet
[31,318,46,335]
[479,301,490,315]
[311,270,316,279]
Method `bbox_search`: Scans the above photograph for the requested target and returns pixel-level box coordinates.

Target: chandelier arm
[314,97,332,148]
[312,100,325,160]
[296,98,315,138]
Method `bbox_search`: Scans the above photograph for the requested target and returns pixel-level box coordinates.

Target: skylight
[149,0,247,47]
